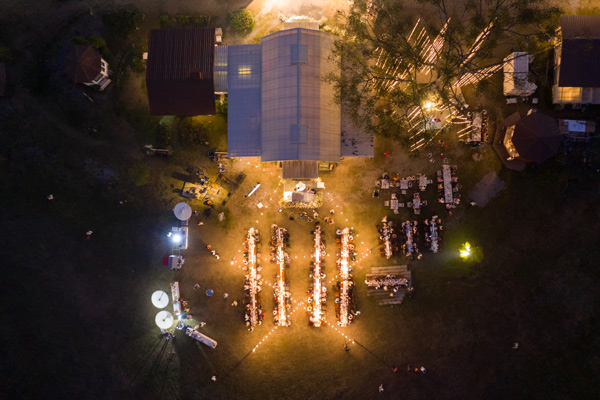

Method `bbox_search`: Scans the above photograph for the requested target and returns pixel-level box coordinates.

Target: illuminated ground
[2,0,600,399]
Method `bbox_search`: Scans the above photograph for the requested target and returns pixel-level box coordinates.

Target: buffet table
[170,281,181,315]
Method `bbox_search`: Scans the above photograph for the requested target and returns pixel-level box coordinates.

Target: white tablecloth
[170,281,181,315]
[442,165,453,204]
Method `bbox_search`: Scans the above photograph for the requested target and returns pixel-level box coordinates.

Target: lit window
[238,65,251,76]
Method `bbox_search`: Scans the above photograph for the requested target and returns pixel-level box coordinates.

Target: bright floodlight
[459,242,471,259]
[424,101,434,110]
[172,234,182,244]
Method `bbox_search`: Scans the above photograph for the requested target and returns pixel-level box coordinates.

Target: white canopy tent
[173,202,192,221]
[151,290,169,309]
[155,311,174,330]
[503,52,537,97]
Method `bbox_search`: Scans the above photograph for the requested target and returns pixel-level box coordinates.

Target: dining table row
[271,224,292,327]
[378,216,395,259]
[243,227,263,329]
[308,224,327,327]
[336,227,356,326]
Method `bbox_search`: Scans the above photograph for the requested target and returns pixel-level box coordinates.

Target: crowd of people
[423,217,444,253]
[437,165,461,212]
[243,228,264,330]
[335,227,357,326]
[364,275,410,291]
[271,225,292,327]
[378,217,395,259]
[401,220,422,260]
[308,224,327,327]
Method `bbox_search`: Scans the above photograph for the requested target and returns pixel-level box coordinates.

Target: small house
[553,15,600,105]
[65,45,111,90]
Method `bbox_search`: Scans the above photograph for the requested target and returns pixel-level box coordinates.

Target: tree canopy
[328,0,561,145]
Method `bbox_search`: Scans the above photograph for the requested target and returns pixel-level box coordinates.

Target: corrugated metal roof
[282,21,320,31]
[64,45,101,83]
[340,101,374,157]
[214,45,228,93]
[146,28,216,116]
[282,161,319,179]
[559,39,600,87]
[227,44,262,157]
[561,15,600,39]
[558,16,600,87]
[260,28,341,162]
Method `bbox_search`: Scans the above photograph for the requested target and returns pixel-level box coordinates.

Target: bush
[125,45,145,73]
[216,98,228,116]
[103,5,144,37]
[160,14,169,28]
[128,163,150,186]
[227,9,255,36]
[89,36,107,50]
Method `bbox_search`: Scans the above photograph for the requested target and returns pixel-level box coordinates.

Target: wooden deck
[366,265,412,305]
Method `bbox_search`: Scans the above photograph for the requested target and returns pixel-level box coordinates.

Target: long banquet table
[273,225,288,326]
[170,281,181,315]
[310,226,325,327]
[442,164,453,204]
[338,228,352,327]
[247,228,260,326]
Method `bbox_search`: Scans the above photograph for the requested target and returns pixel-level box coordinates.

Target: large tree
[329,0,560,146]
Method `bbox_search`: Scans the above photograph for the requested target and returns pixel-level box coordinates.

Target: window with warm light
[238,65,251,78]
[503,125,520,159]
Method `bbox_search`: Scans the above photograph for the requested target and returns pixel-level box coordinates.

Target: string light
[329,325,355,344]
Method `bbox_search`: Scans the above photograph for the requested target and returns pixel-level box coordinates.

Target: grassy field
[1,1,600,399]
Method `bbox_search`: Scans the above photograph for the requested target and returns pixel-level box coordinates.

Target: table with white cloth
[419,175,428,190]
[170,281,181,315]
[442,165,453,204]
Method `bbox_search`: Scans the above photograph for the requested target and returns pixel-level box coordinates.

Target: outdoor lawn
[1,0,600,399]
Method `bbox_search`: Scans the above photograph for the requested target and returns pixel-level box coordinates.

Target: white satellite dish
[173,202,192,221]
[155,311,174,330]
[151,290,169,309]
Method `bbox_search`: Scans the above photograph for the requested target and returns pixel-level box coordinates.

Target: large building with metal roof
[145,25,373,178]
[226,26,373,179]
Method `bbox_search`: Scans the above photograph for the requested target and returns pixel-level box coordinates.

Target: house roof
[561,15,600,39]
[512,113,561,163]
[559,16,600,87]
[146,28,216,116]
[227,44,262,157]
[65,45,101,83]
[259,28,341,162]
[282,161,319,179]
[214,45,228,93]
[0,62,5,96]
